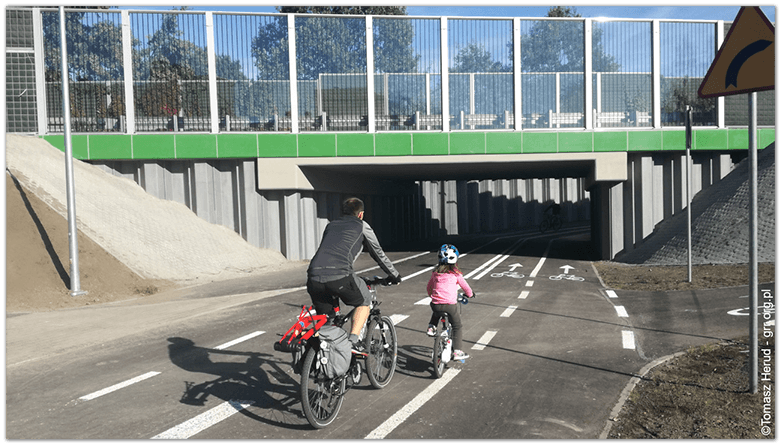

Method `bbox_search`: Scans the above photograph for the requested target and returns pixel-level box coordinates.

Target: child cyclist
[426,244,474,360]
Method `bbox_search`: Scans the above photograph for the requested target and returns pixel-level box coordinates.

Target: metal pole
[685,105,693,283]
[59,7,87,297]
[748,92,758,393]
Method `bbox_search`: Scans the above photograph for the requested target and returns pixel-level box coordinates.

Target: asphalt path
[6,227,759,439]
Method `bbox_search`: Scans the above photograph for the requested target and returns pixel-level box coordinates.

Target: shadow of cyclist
[166,337,309,430]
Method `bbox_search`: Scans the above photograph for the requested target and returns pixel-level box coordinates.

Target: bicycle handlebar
[362,275,396,287]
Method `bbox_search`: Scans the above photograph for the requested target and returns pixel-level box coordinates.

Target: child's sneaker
[452,350,470,360]
[426,324,436,337]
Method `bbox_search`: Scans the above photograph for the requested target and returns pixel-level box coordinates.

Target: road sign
[698,6,775,98]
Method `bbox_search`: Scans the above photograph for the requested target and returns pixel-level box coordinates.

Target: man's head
[342,197,365,219]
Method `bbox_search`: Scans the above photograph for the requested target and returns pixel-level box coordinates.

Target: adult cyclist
[306,197,402,354]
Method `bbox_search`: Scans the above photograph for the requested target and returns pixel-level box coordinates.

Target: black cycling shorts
[307,274,371,316]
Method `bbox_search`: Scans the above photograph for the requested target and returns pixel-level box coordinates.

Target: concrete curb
[599,351,686,439]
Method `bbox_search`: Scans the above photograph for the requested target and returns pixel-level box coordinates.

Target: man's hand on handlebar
[388,274,403,285]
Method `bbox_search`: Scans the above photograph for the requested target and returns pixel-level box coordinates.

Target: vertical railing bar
[121,10,135,134]
[584,18,593,129]
[652,20,661,128]
[366,16,375,133]
[33,8,48,134]
[440,17,449,132]
[716,20,725,128]
[513,17,520,130]
[206,12,219,133]
[287,14,299,133]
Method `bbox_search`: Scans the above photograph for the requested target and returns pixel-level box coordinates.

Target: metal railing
[6,7,775,135]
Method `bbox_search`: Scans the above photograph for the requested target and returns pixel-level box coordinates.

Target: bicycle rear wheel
[366,315,397,389]
[551,216,562,231]
[300,348,345,429]
[539,219,550,233]
[432,333,446,378]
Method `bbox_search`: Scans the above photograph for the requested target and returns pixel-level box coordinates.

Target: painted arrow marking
[509,263,523,271]
[560,265,575,274]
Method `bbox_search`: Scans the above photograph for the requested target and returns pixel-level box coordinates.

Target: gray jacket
[307,215,399,282]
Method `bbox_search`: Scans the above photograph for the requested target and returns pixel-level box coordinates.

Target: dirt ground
[6,172,776,438]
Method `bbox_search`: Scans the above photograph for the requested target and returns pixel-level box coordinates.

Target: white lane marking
[365,369,461,439]
[473,254,511,280]
[152,399,255,439]
[615,306,629,318]
[464,254,505,279]
[415,297,432,305]
[405,266,435,281]
[622,330,636,349]
[358,252,430,274]
[525,280,534,287]
[606,290,618,299]
[214,331,264,350]
[389,314,409,325]
[529,240,553,278]
[518,290,530,299]
[471,330,498,350]
[500,306,518,317]
[79,371,161,401]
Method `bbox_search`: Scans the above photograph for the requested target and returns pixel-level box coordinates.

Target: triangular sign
[698,6,775,98]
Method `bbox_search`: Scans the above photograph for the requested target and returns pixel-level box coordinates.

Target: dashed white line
[471,330,498,350]
[415,297,432,305]
[405,266,435,281]
[500,306,518,317]
[215,331,264,350]
[365,369,461,439]
[388,314,409,325]
[472,254,510,280]
[614,306,629,318]
[152,399,255,439]
[518,290,530,299]
[529,240,553,278]
[525,280,534,287]
[79,371,161,401]
[622,330,636,349]
[606,290,618,299]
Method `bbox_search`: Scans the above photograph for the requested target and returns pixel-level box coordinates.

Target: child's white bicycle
[430,293,474,378]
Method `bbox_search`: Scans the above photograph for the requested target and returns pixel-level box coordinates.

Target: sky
[113,2,776,22]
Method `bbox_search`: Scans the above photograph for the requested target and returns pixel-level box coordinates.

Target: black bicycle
[539,213,562,233]
[275,276,398,429]
[431,293,473,378]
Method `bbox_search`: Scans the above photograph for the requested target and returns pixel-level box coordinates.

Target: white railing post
[652,20,661,129]
[440,17,449,132]
[513,17,521,130]
[206,12,219,133]
[121,10,135,134]
[287,14,299,133]
[366,16,376,133]
[33,8,48,134]
[584,18,593,129]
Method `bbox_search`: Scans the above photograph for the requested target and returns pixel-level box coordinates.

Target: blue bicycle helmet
[438,244,459,265]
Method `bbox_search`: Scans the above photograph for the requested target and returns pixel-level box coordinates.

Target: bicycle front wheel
[432,333,446,378]
[551,216,562,231]
[300,348,345,429]
[366,315,397,389]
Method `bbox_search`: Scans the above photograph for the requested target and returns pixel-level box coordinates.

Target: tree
[451,43,506,73]
[252,6,417,80]
[520,6,619,73]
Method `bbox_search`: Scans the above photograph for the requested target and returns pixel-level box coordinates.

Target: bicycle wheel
[366,315,397,389]
[539,219,550,233]
[551,216,562,231]
[432,333,446,378]
[300,347,345,429]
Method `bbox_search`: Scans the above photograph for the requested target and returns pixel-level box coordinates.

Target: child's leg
[428,304,442,326]
[439,304,463,351]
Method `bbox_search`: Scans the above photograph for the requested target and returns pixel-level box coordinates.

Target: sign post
[698,6,774,394]
[684,106,693,283]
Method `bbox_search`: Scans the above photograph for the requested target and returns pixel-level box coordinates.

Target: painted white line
[622,330,636,349]
[416,297,432,305]
[80,371,161,401]
[606,290,618,299]
[473,254,510,280]
[405,266,435,281]
[525,280,534,287]
[214,331,264,350]
[518,290,530,299]
[152,399,255,439]
[389,314,409,325]
[359,252,430,274]
[365,368,461,439]
[464,254,505,279]
[500,306,518,317]
[614,306,629,318]
[471,330,498,350]
[529,240,553,278]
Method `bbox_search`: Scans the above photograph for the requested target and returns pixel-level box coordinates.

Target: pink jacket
[427,271,473,305]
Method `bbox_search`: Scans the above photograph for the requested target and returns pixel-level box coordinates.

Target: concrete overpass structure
[7,7,776,260]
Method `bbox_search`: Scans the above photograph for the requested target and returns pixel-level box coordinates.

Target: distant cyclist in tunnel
[306,197,402,355]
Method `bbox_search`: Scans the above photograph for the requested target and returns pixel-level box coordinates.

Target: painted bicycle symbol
[549,273,585,281]
[491,271,526,279]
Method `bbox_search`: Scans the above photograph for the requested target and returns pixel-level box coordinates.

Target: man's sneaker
[452,350,470,360]
[426,325,436,337]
